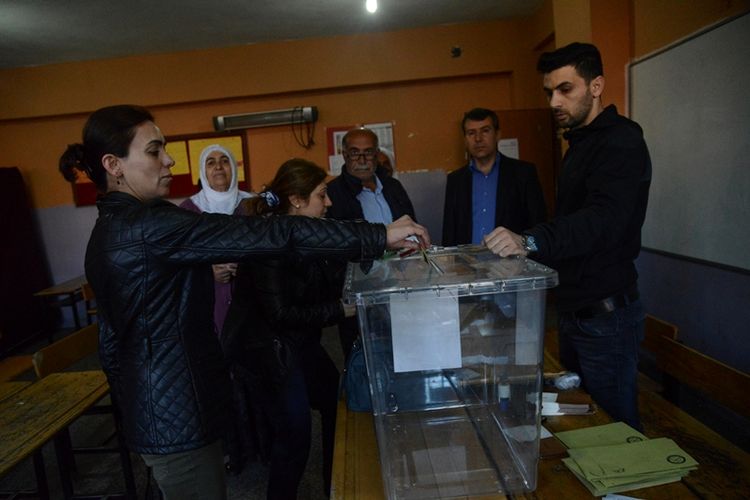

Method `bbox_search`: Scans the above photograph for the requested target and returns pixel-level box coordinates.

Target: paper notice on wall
[390,290,461,373]
[328,154,344,175]
[498,138,519,159]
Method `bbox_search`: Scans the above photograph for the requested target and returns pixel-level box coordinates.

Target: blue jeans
[558,299,645,430]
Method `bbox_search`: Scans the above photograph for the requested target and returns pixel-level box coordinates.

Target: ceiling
[0,0,543,70]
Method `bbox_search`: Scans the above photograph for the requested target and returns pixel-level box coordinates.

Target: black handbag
[342,336,372,412]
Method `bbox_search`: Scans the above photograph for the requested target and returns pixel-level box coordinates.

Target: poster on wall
[326,122,394,176]
[71,132,250,206]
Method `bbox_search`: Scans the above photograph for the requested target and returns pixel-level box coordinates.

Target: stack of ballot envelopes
[555,422,698,496]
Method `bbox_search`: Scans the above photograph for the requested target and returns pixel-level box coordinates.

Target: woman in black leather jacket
[223,159,352,499]
[58,105,429,499]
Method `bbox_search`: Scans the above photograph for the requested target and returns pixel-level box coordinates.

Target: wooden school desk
[0,370,109,499]
[331,350,750,499]
[33,275,88,332]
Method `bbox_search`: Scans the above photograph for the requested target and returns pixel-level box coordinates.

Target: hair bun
[70,143,85,163]
[59,143,87,182]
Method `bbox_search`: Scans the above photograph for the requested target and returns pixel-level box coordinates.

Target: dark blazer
[326,166,416,222]
[442,154,547,246]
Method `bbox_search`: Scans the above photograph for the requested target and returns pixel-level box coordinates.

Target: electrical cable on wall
[291,106,315,149]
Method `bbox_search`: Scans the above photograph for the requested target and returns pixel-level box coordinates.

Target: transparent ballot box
[343,247,558,499]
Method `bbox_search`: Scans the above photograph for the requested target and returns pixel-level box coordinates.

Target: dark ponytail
[59,105,154,192]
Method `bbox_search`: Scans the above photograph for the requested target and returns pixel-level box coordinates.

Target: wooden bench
[642,322,749,418]
[638,317,750,498]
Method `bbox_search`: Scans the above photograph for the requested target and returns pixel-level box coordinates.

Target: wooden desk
[33,275,88,331]
[331,352,703,499]
[0,381,32,402]
[0,370,108,477]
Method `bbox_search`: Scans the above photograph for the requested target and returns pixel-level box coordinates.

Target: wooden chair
[31,323,136,498]
[81,281,97,325]
[32,323,99,379]
[0,354,34,381]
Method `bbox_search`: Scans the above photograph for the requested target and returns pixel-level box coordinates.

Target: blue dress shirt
[357,176,394,224]
[470,153,501,244]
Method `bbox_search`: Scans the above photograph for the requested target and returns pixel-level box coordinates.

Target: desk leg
[54,433,75,499]
[33,450,50,500]
[112,396,138,498]
[68,293,82,330]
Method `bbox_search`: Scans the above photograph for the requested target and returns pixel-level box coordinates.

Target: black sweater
[526,105,652,311]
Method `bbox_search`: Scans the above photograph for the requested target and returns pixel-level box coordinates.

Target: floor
[0,326,342,500]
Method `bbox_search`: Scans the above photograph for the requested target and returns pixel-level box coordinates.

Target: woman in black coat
[59,106,429,500]
[224,159,354,499]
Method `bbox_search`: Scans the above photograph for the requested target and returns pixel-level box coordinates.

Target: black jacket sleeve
[249,257,344,332]
[140,205,386,264]
[527,135,650,263]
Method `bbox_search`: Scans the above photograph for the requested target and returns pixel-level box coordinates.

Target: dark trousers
[263,343,339,499]
[141,440,226,500]
[558,299,645,430]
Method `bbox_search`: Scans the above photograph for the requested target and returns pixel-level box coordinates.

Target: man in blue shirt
[442,108,547,246]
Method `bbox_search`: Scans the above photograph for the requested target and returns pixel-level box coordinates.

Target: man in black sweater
[484,42,652,430]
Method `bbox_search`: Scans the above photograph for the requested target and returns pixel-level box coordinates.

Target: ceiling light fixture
[366,0,377,14]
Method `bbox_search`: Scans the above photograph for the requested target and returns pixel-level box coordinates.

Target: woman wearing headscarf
[180,144,254,337]
[180,145,263,474]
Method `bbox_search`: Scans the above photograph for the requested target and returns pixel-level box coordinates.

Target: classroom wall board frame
[629,12,750,272]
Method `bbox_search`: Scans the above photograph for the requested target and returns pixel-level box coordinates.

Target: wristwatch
[521,234,538,253]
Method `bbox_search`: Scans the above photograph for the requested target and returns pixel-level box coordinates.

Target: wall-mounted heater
[213,106,318,131]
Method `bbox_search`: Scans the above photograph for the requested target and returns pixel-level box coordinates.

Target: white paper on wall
[328,154,344,175]
[498,138,519,159]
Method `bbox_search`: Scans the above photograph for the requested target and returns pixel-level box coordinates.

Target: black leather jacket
[222,252,347,388]
[85,192,385,454]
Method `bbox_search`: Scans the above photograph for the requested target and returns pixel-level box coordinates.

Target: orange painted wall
[591,0,632,113]
[4,4,742,210]
[0,17,555,209]
[553,0,593,46]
